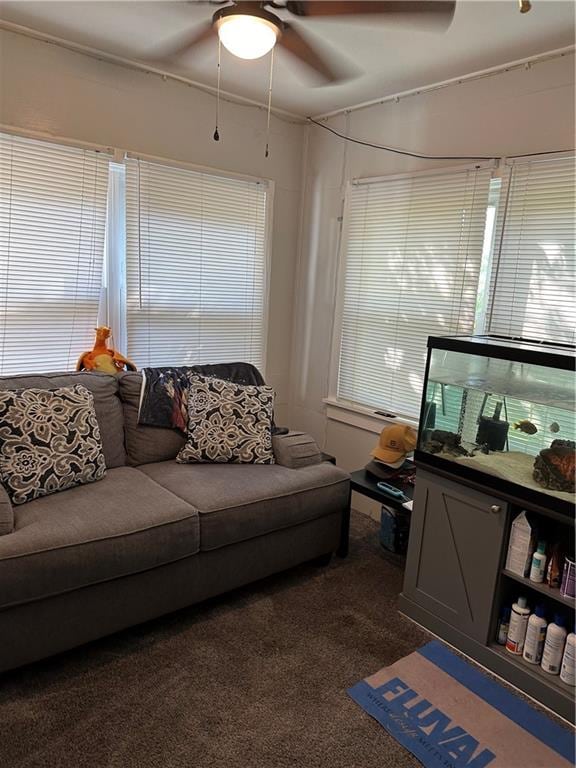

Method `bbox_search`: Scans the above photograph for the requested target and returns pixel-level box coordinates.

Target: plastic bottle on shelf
[506,596,530,655]
[497,606,511,645]
[529,542,547,583]
[522,605,547,664]
[547,544,562,588]
[541,615,567,675]
[560,631,576,685]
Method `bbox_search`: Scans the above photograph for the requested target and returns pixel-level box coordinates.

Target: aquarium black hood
[427,335,575,372]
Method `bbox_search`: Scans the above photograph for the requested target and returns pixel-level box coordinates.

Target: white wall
[289,53,575,517]
[0,29,305,424]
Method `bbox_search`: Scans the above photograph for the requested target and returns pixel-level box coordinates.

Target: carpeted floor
[0,511,430,768]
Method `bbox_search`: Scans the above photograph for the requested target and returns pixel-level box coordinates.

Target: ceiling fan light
[217,15,279,60]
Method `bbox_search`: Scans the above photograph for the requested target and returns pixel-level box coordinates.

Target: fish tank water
[416,335,575,512]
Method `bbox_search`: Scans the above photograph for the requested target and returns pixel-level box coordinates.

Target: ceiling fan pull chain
[213,38,222,142]
[264,46,275,158]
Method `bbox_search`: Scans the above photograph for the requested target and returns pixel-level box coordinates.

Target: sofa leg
[311,552,333,567]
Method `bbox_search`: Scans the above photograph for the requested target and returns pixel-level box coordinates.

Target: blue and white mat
[348,640,574,768]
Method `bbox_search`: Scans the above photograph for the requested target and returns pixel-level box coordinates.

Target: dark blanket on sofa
[138,364,287,434]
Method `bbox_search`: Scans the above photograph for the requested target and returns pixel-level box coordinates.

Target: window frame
[328,151,575,429]
[328,161,496,418]
[0,128,113,375]
[0,126,275,377]
[121,150,275,375]
[484,150,576,346]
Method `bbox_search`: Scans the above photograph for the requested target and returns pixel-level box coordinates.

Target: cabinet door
[403,469,506,643]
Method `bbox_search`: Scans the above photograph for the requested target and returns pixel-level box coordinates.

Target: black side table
[350,467,414,511]
[323,454,414,558]
[349,465,415,556]
[324,456,414,559]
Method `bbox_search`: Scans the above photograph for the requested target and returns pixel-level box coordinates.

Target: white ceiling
[1,0,574,116]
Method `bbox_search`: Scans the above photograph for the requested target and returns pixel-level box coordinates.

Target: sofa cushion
[138,461,350,551]
[0,385,106,505]
[0,372,126,469]
[0,467,199,609]
[117,372,186,466]
[177,375,275,465]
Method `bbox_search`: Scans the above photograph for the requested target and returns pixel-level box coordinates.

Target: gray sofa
[0,371,350,673]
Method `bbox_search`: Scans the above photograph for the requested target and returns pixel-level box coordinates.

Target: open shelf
[489,642,575,698]
[502,569,576,609]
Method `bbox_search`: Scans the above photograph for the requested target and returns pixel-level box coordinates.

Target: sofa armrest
[272,431,324,469]
[0,484,14,536]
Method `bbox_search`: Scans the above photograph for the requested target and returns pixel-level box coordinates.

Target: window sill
[323,397,419,435]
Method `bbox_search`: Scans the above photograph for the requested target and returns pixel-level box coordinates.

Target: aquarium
[416,335,575,512]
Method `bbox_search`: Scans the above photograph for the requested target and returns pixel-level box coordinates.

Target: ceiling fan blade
[285,1,456,29]
[148,21,217,63]
[278,24,339,82]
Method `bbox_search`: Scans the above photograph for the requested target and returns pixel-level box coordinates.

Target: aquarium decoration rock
[422,430,470,457]
[532,439,575,493]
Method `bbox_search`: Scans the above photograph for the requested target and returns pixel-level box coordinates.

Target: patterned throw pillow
[176,375,275,464]
[0,385,106,505]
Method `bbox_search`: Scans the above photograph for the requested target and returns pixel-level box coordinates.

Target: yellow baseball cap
[371,423,417,468]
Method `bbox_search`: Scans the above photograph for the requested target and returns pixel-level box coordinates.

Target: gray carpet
[0,511,429,768]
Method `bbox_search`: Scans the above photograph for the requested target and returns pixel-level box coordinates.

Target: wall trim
[3,19,572,128]
[311,46,575,121]
[0,20,305,124]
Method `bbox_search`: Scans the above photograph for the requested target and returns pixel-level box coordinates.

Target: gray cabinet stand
[399,467,575,723]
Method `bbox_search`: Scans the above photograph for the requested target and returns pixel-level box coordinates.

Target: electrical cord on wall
[307,117,573,162]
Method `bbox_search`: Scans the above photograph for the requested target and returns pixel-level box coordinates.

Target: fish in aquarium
[513,419,538,435]
[549,422,560,433]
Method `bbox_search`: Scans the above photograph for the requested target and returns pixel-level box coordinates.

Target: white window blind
[488,154,576,344]
[0,132,110,375]
[337,165,493,417]
[125,158,269,369]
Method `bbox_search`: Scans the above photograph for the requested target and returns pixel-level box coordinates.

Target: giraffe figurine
[76,326,137,374]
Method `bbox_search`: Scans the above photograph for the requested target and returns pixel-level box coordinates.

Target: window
[0,133,272,376]
[125,158,269,369]
[487,154,576,345]
[0,133,110,374]
[336,165,494,418]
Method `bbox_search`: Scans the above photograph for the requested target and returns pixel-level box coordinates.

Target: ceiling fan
[154,1,457,83]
